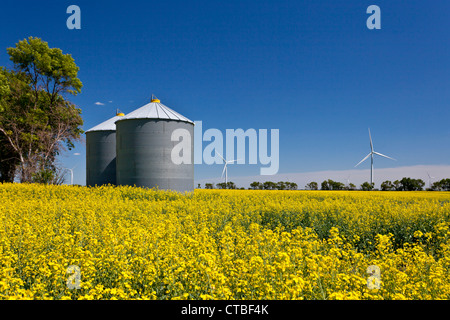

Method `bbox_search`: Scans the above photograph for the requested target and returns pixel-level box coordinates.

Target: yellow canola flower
[0,184,449,300]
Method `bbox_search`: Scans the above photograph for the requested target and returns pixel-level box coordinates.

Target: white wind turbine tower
[216,152,241,188]
[355,128,396,186]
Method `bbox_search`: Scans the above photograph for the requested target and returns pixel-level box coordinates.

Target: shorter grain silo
[115,97,194,192]
[85,112,125,186]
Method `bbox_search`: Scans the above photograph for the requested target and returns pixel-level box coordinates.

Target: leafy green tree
[393,180,402,191]
[360,182,374,191]
[276,181,287,190]
[287,182,298,190]
[347,183,356,191]
[216,182,226,189]
[331,181,345,190]
[263,181,276,190]
[321,179,344,190]
[250,181,263,190]
[433,178,450,191]
[381,180,394,191]
[441,179,450,191]
[306,182,318,190]
[205,183,214,189]
[321,180,331,190]
[399,177,425,191]
[0,37,83,183]
[226,181,236,189]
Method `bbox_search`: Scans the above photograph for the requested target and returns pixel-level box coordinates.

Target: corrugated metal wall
[115,119,194,192]
[86,131,117,186]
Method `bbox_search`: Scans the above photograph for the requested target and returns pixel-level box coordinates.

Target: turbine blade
[368,128,373,152]
[355,153,371,167]
[373,151,396,161]
[215,151,226,163]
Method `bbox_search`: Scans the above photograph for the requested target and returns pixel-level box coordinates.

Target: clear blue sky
[1,0,449,185]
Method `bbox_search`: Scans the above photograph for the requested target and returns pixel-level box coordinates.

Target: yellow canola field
[1,183,450,300]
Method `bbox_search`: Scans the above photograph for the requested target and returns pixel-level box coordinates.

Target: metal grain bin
[85,113,125,186]
[115,97,194,192]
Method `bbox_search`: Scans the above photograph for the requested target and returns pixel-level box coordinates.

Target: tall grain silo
[115,97,194,192]
[85,112,125,186]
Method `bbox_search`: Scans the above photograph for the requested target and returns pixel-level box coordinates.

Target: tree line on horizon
[199,181,298,190]
[198,177,450,191]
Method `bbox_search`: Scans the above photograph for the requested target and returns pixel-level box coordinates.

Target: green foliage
[6,37,82,96]
[32,169,56,185]
[360,182,374,191]
[0,37,83,182]
[321,179,345,190]
[431,179,450,191]
[381,180,394,191]
[306,181,318,190]
[395,177,426,191]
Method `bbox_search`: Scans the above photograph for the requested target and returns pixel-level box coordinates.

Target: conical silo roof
[86,114,125,133]
[116,97,194,124]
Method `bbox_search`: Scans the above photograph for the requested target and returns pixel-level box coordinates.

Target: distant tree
[249,181,262,190]
[263,181,277,190]
[441,178,450,191]
[321,180,331,190]
[276,181,287,190]
[287,182,298,190]
[321,179,344,190]
[205,183,214,189]
[399,177,425,191]
[197,183,201,189]
[393,180,402,191]
[226,181,236,189]
[360,182,374,191]
[215,181,236,189]
[347,183,356,191]
[216,182,226,189]
[306,182,318,190]
[432,178,450,191]
[381,180,394,191]
[431,181,441,191]
[331,181,345,190]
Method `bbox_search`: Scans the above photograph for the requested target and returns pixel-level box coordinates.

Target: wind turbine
[427,172,435,189]
[215,152,241,188]
[344,174,351,186]
[355,128,396,186]
[63,167,75,185]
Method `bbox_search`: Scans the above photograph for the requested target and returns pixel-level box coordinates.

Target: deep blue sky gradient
[1,0,449,184]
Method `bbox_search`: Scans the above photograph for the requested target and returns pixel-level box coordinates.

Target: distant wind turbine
[427,171,435,189]
[344,174,351,186]
[355,128,396,186]
[216,152,241,188]
[64,167,75,185]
